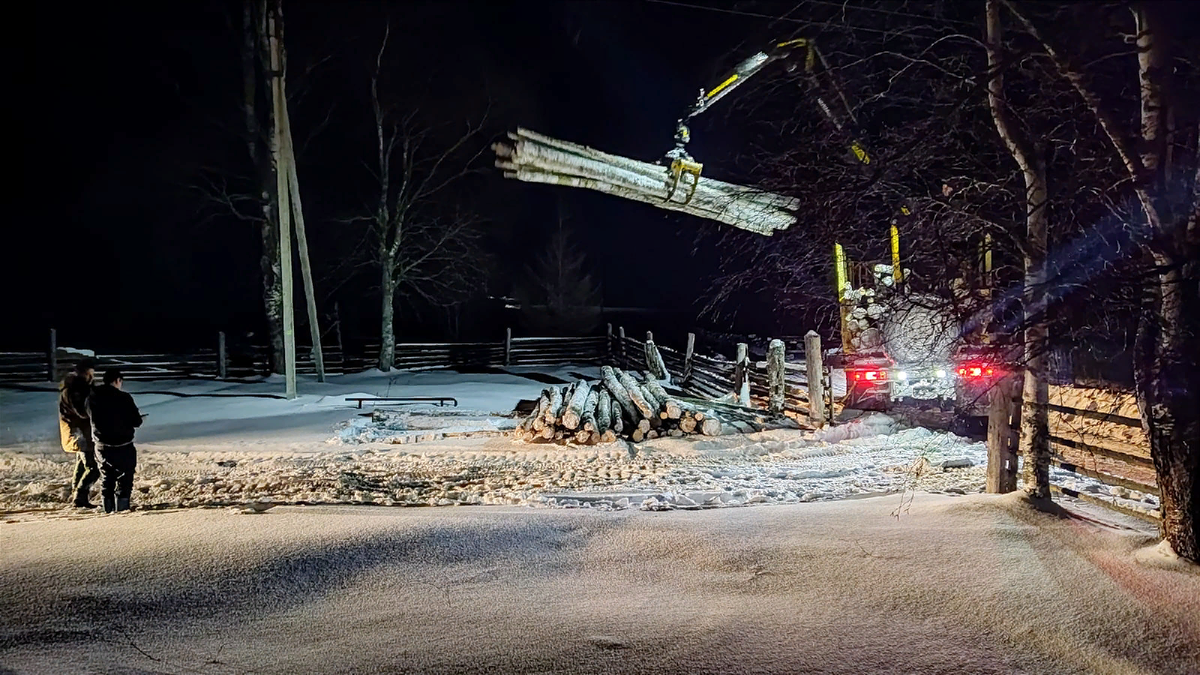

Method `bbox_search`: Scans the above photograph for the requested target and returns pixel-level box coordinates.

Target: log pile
[493,128,799,236]
[513,366,731,444]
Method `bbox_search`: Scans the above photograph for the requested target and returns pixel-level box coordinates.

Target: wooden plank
[1051,485,1160,523]
[1049,436,1154,469]
[1051,455,1159,495]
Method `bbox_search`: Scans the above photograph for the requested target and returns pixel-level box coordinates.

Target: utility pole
[280,88,325,382]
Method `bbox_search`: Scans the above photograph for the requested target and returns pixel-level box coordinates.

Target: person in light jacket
[59,359,99,508]
[86,369,144,513]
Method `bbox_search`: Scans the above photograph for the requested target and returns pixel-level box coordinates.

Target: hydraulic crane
[664,38,1003,418]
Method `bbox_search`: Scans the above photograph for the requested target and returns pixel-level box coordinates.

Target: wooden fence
[988,380,1159,521]
[610,328,832,426]
[0,329,611,384]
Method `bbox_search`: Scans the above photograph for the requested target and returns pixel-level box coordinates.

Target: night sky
[10,1,793,352]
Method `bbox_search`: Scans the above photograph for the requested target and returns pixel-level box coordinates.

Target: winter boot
[116,497,131,513]
[102,495,116,514]
[72,490,96,509]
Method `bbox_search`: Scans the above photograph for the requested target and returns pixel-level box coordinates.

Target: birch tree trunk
[248,0,284,375]
[379,256,396,371]
[1130,3,1199,561]
[986,0,1049,498]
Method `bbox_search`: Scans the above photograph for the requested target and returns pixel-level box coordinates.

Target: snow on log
[617,369,655,418]
[561,380,592,430]
[492,128,798,236]
[596,388,613,433]
[544,386,563,424]
[601,366,641,421]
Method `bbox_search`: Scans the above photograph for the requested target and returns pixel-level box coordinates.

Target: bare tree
[359,24,488,371]
[192,0,333,374]
[1001,0,1199,560]
[985,0,1050,498]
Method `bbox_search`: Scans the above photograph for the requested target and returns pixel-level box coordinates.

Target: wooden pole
[332,301,345,374]
[48,328,57,382]
[767,338,785,414]
[267,2,296,398]
[618,326,627,369]
[804,331,825,427]
[734,342,750,406]
[606,323,613,363]
[987,375,1019,493]
[644,331,667,381]
[280,93,324,382]
[217,331,228,380]
[504,327,512,366]
[684,332,695,383]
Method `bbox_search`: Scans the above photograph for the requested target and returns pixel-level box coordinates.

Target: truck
[661,37,1010,424]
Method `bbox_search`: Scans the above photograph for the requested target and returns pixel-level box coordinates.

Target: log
[617,369,655,418]
[544,386,563,424]
[492,128,799,236]
[637,419,651,434]
[669,429,684,438]
[596,388,613,432]
[601,366,641,421]
[561,380,592,430]
[574,429,591,444]
[767,339,786,414]
[679,416,697,433]
[647,430,659,440]
[631,428,645,443]
[700,418,723,436]
[644,381,682,419]
[600,429,617,444]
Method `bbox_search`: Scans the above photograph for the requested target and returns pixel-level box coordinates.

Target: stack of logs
[514,366,722,444]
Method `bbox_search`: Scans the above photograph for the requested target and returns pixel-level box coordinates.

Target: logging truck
[664,38,1009,420]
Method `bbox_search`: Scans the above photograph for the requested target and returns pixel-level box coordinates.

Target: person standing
[59,359,99,508]
[86,369,144,513]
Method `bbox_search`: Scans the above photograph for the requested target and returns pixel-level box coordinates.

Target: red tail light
[957,363,994,379]
[853,370,886,382]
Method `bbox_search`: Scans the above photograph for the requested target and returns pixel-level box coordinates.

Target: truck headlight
[897,371,908,381]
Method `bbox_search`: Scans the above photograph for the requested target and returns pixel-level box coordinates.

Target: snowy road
[2,493,1195,674]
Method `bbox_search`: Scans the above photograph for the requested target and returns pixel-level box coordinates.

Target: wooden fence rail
[0,329,612,384]
[988,381,1160,522]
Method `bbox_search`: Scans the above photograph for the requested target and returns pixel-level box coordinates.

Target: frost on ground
[0,368,1157,517]
[1,493,1196,674]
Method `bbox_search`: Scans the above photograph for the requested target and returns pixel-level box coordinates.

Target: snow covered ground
[0,367,1158,516]
[2,492,1196,674]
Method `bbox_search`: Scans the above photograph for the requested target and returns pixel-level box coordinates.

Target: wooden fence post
[767,338,785,414]
[48,328,57,382]
[618,326,627,369]
[217,331,228,380]
[504,327,512,366]
[606,323,613,363]
[683,332,695,383]
[734,342,750,406]
[987,376,1020,493]
[804,331,825,427]
[644,331,668,381]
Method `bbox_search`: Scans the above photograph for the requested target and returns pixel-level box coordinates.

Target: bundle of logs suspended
[513,366,724,444]
[493,128,799,236]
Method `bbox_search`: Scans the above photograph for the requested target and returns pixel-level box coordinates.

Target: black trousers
[71,435,100,498]
[97,444,137,500]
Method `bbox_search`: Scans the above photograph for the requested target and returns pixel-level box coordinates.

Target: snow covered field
[0,367,1158,515]
[1,369,991,512]
[2,492,1196,673]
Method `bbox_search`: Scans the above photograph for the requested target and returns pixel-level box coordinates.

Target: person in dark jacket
[59,359,99,508]
[86,369,144,513]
